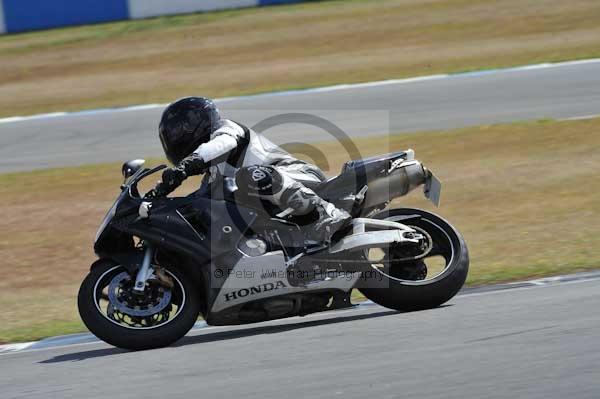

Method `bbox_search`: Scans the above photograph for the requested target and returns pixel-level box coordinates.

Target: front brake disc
[107,272,172,317]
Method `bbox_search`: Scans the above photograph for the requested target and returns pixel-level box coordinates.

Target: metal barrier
[0,0,310,34]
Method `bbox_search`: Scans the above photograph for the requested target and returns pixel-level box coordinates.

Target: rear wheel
[358,208,469,311]
[78,258,201,350]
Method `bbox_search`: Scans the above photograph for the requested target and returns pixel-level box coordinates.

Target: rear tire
[78,258,201,350]
[358,208,469,311]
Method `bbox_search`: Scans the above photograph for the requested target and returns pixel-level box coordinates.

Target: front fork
[133,243,154,292]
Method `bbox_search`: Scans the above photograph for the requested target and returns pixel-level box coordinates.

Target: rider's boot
[283,188,351,244]
[310,199,351,244]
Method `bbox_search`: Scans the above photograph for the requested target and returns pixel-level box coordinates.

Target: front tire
[358,208,469,311]
[78,258,201,350]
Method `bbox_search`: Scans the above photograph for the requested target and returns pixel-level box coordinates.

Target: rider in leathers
[147,97,350,243]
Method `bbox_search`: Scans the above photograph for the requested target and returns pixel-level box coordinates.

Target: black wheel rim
[366,215,455,285]
[93,265,186,330]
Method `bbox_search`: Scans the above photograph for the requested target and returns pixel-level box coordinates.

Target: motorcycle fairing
[209,250,361,313]
[123,196,258,264]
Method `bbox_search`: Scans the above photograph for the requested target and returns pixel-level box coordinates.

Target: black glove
[144,183,170,199]
[144,168,186,199]
[145,154,207,199]
[162,167,188,189]
[179,153,207,176]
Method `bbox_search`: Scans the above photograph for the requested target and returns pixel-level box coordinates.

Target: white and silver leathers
[196,119,316,181]
[195,119,326,212]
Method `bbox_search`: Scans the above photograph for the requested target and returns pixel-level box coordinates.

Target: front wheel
[358,208,469,311]
[78,258,201,350]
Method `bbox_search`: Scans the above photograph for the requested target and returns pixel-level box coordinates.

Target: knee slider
[236,165,283,195]
[280,185,318,214]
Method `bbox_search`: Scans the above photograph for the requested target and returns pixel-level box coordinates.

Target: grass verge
[1,117,599,343]
[2,0,600,117]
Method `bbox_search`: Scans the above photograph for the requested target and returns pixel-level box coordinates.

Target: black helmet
[158,97,220,165]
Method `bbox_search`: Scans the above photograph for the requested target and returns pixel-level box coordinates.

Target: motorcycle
[78,150,469,350]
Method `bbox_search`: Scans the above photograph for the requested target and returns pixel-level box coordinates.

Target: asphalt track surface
[1,278,599,399]
[2,59,600,172]
[1,61,600,398]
